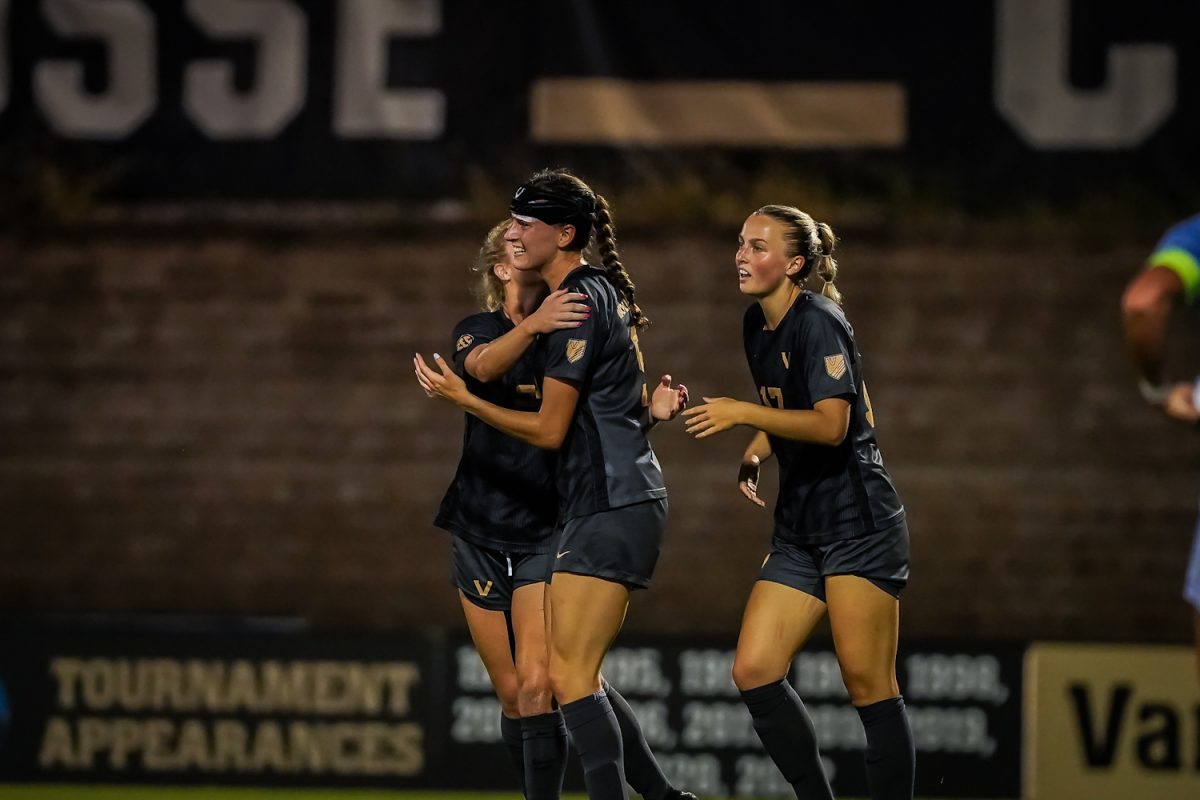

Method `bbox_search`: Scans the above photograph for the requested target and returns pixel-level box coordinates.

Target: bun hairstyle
[512,168,648,328]
[755,204,842,305]
[470,219,510,311]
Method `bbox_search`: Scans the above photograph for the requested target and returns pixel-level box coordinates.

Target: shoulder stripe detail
[1149,247,1200,305]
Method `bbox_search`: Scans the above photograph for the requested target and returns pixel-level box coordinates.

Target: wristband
[1138,378,1170,405]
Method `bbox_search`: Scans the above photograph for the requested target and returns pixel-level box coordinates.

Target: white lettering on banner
[995,0,1176,149]
[793,651,849,699]
[334,0,443,139]
[654,753,727,798]
[0,0,9,113]
[737,753,836,797]
[624,699,676,749]
[34,0,155,137]
[601,648,672,696]
[450,695,500,743]
[905,653,1010,704]
[46,657,420,715]
[908,706,997,757]
[37,716,425,775]
[184,0,306,138]
[678,649,737,697]
[680,701,757,748]
[455,645,493,692]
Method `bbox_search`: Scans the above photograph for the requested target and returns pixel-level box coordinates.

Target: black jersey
[542,264,666,521]
[434,310,558,553]
[743,292,904,545]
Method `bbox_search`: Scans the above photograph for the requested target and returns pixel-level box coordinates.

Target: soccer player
[432,220,588,799]
[417,169,693,800]
[683,206,915,800]
[1120,210,1200,684]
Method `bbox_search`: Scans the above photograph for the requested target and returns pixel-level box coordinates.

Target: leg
[826,575,913,800]
[733,580,833,800]
[548,572,632,800]
[512,581,566,800]
[513,582,554,716]
[603,676,684,800]
[459,592,525,794]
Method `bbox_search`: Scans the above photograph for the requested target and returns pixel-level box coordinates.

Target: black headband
[510,183,596,226]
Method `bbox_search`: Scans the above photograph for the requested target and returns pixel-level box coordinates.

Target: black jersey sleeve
[542,292,598,383]
[797,310,858,404]
[449,313,502,377]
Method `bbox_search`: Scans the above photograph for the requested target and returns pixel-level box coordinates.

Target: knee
[516,661,554,714]
[732,654,787,693]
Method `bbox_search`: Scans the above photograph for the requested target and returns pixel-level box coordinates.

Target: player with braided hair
[417,169,693,800]
[684,206,914,800]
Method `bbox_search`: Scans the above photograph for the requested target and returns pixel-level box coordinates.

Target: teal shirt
[1149,213,1200,305]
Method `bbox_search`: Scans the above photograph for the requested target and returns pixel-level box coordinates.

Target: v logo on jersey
[781,352,791,369]
[556,550,571,559]
[473,580,493,597]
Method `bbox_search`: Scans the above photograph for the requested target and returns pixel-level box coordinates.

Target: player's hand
[524,289,590,334]
[682,396,744,439]
[1162,382,1200,423]
[738,455,766,508]
[414,352,470,406]
[650,374,689,422]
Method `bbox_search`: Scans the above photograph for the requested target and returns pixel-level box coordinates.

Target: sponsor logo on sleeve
[566,339,587,363]
[456,334,474,352]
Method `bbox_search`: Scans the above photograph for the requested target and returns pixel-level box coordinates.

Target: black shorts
[758,520,910,601]
[451,536,553,611]
[551,498,667,590]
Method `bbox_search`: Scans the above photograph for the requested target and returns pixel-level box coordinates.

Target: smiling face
[504,215,574,273]
[735,214,805,298]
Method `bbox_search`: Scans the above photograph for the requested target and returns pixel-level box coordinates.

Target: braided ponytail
[812,221,842,305]
[594,194,648,328]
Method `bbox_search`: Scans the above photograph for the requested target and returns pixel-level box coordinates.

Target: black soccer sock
[740,679,834,800]
[602,679,672,800]
[501,713,528,797]
[521,710,569,800]
[561,690,628,800]
[856,696,915,800]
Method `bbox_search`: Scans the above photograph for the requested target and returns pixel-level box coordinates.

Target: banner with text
[0,0,1196,201]
[1023,643,1200,799]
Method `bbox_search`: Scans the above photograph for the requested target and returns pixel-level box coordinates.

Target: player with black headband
[431,220,590,799]
[684,206,915,800]
[417,169,693,800]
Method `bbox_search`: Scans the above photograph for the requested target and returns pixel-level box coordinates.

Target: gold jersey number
[630,328,649,406]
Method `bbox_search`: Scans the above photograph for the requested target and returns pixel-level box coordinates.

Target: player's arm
[416,353,579,449]
[466,289,589,382]
[684,396,849,446]
[1120,265,1185,402]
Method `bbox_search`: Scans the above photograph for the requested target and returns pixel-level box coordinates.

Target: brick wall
[2,230,1196,642]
